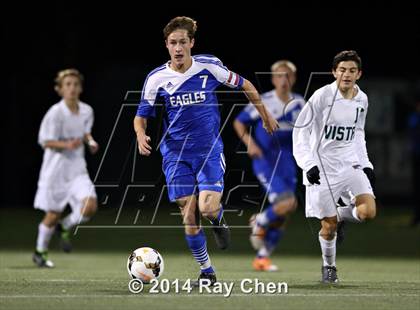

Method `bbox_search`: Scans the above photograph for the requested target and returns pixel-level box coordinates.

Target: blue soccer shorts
[162,152,226,202]
[252,153,297,204]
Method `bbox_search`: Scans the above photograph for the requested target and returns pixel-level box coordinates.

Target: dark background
[2,2,419,209]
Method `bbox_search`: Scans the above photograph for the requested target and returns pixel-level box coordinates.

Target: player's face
[271,65,295,94]
[333,61,362,91]
[165,29,194,68]
[58,76,82,101]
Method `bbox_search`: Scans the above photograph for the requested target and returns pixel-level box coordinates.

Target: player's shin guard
[185,230,214,274]
[318,232,337,267]
[36,223,55,252]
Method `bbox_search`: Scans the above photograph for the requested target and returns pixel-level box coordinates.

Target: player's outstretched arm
[233,119,263,158]
[134,116,152,156]
[241,79,279,134]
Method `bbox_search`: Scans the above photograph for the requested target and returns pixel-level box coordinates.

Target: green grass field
[1,207,419,309]
[1,252,419,310]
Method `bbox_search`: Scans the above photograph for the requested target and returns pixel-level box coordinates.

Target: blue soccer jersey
[136,54,244,160]
[236,90,304,201]
[236,90,304,159]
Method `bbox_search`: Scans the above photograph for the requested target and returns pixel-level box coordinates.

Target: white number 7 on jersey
[199,75,208,89]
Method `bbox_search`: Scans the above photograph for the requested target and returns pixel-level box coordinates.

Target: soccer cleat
[56,223,72,253]
[321,265,339,284]
[32,251,55,268]
[249,214,266,250]
[252,257,278,272]
[192,272,217,287]
[211,223,231,250]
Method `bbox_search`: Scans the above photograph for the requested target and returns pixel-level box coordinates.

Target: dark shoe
[211,223,230,250]
[32,251,54,268]
[192,272,217,287]
[321,265,339,284]
[56,223,72,253]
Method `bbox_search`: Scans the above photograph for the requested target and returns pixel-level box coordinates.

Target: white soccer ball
[127,247,164,283]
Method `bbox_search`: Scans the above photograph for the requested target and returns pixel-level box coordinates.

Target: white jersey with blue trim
[136,54,244,160]
[236,90,304,158]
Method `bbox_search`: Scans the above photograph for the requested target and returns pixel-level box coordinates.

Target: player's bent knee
[273,195,297,215]
[356,194,376,220]
[358,205,376,220]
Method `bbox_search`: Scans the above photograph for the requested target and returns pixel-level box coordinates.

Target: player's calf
[320,217,337,240]
[199,191,230,250]
[177,195,200,235]
[81,197,97,217]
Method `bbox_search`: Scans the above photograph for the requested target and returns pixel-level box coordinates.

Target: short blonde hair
[271,60,297,74]
[54,68,84,89]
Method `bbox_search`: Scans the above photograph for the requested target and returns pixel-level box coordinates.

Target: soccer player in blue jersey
[133,16,279,285]
[234,60,304,271]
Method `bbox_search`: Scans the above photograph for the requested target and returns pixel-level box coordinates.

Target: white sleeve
[84,106,94,134]
[136,74,159,118]
[293,93,320,172]
[354,102,373,169]
[38,108,61,147]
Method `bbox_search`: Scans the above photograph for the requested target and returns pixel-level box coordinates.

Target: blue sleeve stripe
[136,100,156,118]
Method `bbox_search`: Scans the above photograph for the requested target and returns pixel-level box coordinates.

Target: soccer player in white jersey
[234,60,304,271]
[293,51,376,283]
[33,69,99,267]
[134,16,278,285]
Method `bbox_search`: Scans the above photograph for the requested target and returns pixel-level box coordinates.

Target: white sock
[352,207,362,222]
[61,212,90,230]
[36,223,55,252]
[337,205,361,223]
[256,213,270,228]
[319,232,336,267]
[257,246,274,258]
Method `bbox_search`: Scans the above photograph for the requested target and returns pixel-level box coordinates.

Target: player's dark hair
[163,16,197,41]
[332,50,362,71]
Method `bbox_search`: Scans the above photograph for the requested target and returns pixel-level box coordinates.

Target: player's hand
[262,114,279,135]
[137,132,152,156]
[363,167,375,190]
[247,140,263,159]
[306,166,320,185]
[87,139,99,155]
[66,138,82,150]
